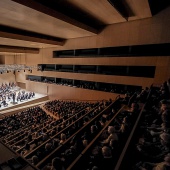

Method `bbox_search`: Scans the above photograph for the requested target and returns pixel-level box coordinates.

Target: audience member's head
[45,143,52,151]
[164,154,170,165]
[51,157,63,170]
[31,155,38,165]
[60,133,66,143]
[82,139,88,147]
[160,133,170,146]
[108,126,115,134]
[102,146,112,158]
[91,125,97,133]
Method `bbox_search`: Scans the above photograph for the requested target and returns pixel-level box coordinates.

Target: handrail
[17,106,89,154]
[0,106,44,139]
[37,102,110,168]
[67,104,125,170]
[82,105,125,155]
[24,103,101,159]
[114,104,145,170]
[9,120,48,147]
[5,118,48,145]
[0,141,39,170]
[114,88,152,170]
[37,99,119,169]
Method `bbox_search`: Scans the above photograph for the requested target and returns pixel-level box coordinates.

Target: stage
[0,88,49,117]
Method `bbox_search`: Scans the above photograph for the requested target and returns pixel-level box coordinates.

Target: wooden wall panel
[154,57,170,84]
[25,80,124,101]
[15,70,26,83]
[41,48,54,64]
[5,55,15,64]
[20,55,26,64]
[14,54,26,64]
[26,80,48,94]
[0,55,5,64]
[45,83,124,101]
[25,53,42,65]
[17,82,26,89]
[15,54,25,64]
[40,56,157,66]
[15,54,20,64]
[0,72,15,83]
[154,66,168,85]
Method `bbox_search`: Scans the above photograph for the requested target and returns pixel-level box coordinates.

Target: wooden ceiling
[0,0,169,53]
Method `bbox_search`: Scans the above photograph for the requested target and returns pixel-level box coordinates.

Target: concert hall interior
[0,0,170,170]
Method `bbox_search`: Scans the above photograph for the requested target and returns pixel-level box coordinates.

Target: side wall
[14,7,170,100]
[0,55,16,84]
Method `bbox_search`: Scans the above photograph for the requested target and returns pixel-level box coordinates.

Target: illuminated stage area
[0,87,48,112]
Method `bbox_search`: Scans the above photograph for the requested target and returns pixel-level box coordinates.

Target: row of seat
[0,87,149,170]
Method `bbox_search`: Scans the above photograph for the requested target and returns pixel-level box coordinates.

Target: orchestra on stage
[0,82,35,108]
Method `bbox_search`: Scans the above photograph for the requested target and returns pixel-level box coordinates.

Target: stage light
[0,64,41,73]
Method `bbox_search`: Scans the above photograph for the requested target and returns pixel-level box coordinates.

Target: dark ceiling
[0,0,169,53]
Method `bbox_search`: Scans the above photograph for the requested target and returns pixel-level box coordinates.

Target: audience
[1,78,170,170]
[132,79,170,170]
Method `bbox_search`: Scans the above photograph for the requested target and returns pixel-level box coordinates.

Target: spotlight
[0,64,39,73]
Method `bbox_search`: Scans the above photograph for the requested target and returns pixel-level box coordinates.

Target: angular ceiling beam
[108,0,133,20]
[0,31,64,46]
[12,0,98,34]
[0,25,65,46]
[0,45,39,54]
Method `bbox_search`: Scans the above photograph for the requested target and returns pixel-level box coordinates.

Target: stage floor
[0,89,47,112]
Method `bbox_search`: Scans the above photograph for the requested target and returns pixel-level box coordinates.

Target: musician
[2,99,8,107]
[17,91,21,102]
[12,92,16,103]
